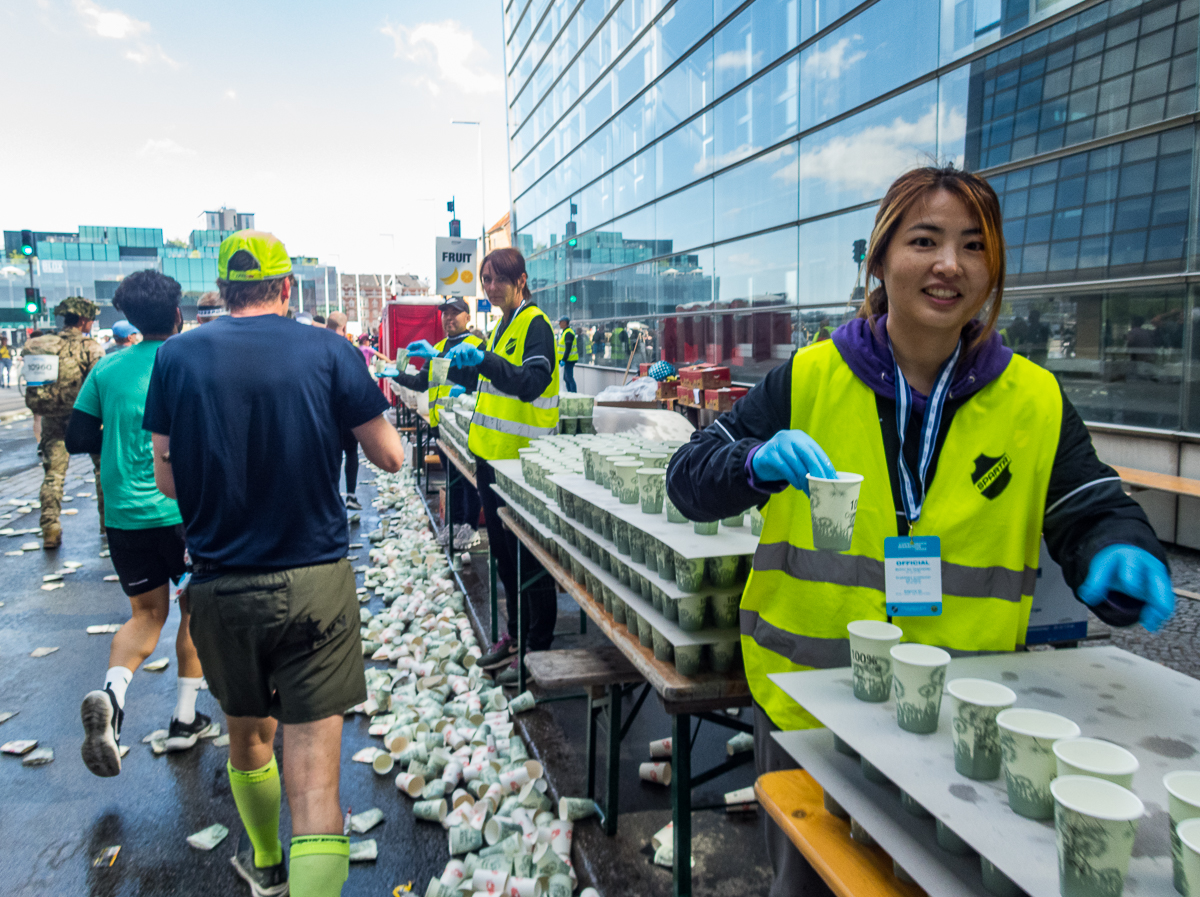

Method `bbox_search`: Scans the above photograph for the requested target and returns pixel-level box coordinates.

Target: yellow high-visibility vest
[468,304,560,460]
[429,333,485,428]
[741,339,1062,730]
[556,327,579,362]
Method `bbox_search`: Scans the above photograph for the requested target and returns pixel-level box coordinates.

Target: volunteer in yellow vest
[667,167,1174,897]
[393,297,486,549]
[447,248,560,682]
[556,315,579,392]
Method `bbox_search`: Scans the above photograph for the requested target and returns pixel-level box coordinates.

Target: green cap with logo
[55,296,99,319]
[217,230,293,283]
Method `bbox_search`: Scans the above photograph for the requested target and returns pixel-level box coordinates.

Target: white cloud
[798,105,945,193]
[74,0,147,39]
[137,138,195,159]
[715,49,757,72]
[802,36,867,80]
[381,20,502,96]
[224,89,237,100]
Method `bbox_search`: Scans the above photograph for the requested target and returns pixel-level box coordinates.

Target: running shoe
[230,831,289,897]
[165,712,212,752]
[477,633,518,670]
[80,687,123,777]
[452,525,476,550]
[495,659,520,686]
[345,496,362,510]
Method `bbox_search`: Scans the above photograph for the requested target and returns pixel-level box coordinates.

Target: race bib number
[23,355,59,387]
[885,536,942,617]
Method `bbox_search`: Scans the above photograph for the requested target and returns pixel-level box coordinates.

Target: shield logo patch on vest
[972,453,1012,500]
[504,337,517,355]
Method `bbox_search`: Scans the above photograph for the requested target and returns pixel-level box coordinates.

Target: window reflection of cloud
[801,36,866,80]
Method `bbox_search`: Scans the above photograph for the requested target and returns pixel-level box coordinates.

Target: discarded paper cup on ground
[1164,770,1200,892]
[472,868,509,894]
[1053,737,1139,790]
[1176,818,1200,897]
[509,691,536,715]
[500,765,532,792]
[889,643,951,734]
[947,678,1016,781]
[548,873,572,897]
[508,877,545,897]
[413,798,447,822]
[485,816,523,845]
[448,823,483,855]
[1052,775,1143,897]
[998,708,1081,819]
[846,620,902,703]
[806,471,864,551]
[395,772,425,797]
[640,761,672,786]
[649,737,672,758]
[429,356,451,387]
[706,555,740,588]
[372,752,395,775]
[559,796,597,821]
[638,468,666,514]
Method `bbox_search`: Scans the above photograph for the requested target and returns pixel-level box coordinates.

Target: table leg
[516,542,525,694]
[672,712,692,897]
[604,683,622,836]
[586,691,598,800]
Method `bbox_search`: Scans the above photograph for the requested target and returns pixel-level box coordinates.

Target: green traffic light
[24,300,37,314]
[568,238,577,247]
[20,245,32,257]
[569,294,577,303]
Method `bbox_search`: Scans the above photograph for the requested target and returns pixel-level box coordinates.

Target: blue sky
[0,0,511,281]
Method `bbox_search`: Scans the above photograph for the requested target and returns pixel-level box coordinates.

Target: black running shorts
[106,524,187,597]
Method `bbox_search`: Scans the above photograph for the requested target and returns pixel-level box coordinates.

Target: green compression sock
[290,835,350,897]
[227,757,283,868]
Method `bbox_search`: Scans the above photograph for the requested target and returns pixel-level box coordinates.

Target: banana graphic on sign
[441,268,460,285]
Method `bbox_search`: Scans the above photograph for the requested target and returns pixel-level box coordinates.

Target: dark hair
[313,314,325,324]
[113,270,181,335]
[480,248,532,301]
[858,166,1005,346]
[63,313,82,327]
[219,250,287,311]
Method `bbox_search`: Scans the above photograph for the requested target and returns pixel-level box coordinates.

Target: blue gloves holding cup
[406,340,438,359]
[447,343,485,368]
[750,429,837,495]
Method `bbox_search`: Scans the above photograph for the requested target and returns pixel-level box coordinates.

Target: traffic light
[449,219,461,237]
[852,239,867,265]
[569,293,578,303]
[447,199,455,214]
[24,287,40,316]
[568,238,578,248]
[20,230,34,257]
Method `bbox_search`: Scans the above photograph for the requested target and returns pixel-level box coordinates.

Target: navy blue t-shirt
[143,315,390,569]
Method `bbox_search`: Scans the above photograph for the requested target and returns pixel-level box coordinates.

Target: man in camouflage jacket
[22,297,105,548]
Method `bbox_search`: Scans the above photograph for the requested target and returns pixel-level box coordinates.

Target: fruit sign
[435,237,479,298]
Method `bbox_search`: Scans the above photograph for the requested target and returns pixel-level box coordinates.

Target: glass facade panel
[714,145,798,241]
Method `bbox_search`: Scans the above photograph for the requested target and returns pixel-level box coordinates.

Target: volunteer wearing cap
[394,297,486,547]
[22,296,105,549]
[444,247,560,680]
[106,320,140,354]
[556,315,578,392]
[144,230,405,897]
[667,167,1175,897]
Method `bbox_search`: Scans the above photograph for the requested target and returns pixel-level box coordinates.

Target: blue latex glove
[750,429,837,494]
[406,340,438,359]
[447,342,485,369]
[449,384,466,397]
[1078,544,1174,632]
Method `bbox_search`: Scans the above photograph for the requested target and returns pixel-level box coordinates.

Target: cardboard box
[704,387,748,412]
[656,378,678,400]
[679,365,731,391]
[639,363,653,377]
[677,384,702,405]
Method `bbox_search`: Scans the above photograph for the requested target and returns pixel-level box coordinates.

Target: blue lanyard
[894,340,962,525]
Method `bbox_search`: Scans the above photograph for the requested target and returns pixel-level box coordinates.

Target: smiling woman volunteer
[667,166,1175,897]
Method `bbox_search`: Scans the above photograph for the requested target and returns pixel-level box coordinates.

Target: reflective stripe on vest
[556,327,578,362]
[740,338,1062,730]
[428,333,485,428]
[468,304,560,461]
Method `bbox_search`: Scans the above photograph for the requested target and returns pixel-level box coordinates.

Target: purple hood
[830,314,1011,415]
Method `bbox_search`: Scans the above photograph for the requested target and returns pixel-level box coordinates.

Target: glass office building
[503,0,1200,431]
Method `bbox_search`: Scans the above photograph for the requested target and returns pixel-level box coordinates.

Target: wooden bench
[755,770,924,897]
[524,645,644,697]
[1113,465,1200,499]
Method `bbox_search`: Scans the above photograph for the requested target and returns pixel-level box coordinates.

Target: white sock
[104,666,133,709]
[175,677,203,725]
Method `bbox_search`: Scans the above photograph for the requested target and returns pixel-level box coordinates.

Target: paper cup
[846,620,902,703]
[947,678,1016,780]
[710,639,740,673]
[558,796,597,821]
[674,643,703,677]
[636,613,653,648]
[413,798,447,822]
[674,552,705,593]
[750,506,764,536]
[508,877,545,897]
[980,856,1022,897]
[806,471,863,551]
[936,819,973,855]
[823,791,849,819]
[900,790,931,818]
[1165,770,1200,892]
[649,737,672,758]
[429,356,451,386]
[613,518,630,555]
[710,592,740,629]
[889,643,950,734]
[639,452,668,469]
[677,594,708,632]
[472,869,509,893]
[448,823,484,855]
[998,708,1081,819]
[613,461,642,504]
[1177,818,1200,897]
[547,873,572,897]
[638,468,666,514]
[396,772,426,797]
[705,555,740,588]
[665,496,688,524]
[509,691,536,715]
[651,627,673,663]
[1053,738,1139,790]
[692,520,718,535]
[1052,775,1143,897]
[656,541,675,580]
[640,761,672,786]
[373,752,395,775]
[861,755,889,785]
[629,528,646,563]
[643,537,659,572]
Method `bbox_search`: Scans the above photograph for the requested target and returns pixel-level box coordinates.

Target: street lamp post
[451,120,486,251]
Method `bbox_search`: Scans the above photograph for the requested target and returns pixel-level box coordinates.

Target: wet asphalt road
[0,413,38,481]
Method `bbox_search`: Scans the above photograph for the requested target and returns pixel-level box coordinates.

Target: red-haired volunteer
[667,166,1174,897]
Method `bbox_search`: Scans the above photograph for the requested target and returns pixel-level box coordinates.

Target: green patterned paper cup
[721,512,744,527]
[711,639,740,673]
[980,856,1022,897]
[651,627,673,663]
[846,620,902,703]
[1052,775,1143,897]
[613,518,630,555]
[806,471,864,551]
[677,595,707,632]
[629,527,646,564]
[665,496,688,524]
[675,643,703,677]
[693,519,718,535]
[936,819,973,855]
[947,678,1016,780]
[750,506,764,536]
[711,592,740,629]
[674,552,705,592]
[428,356,451,386]
[656,542,675,581]
[659,591,677,622]
[1177,817,1200,897]
[635,613,653,647]
[706,555,740,587]
[639,452,668,468]
[638,468,666,514]
[998,708,1081,819]
[1053,738,1138,790]
[889,643,950,734]
[611,593,627,624]
[613,460,642,503]
[1165,770,1200,892]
